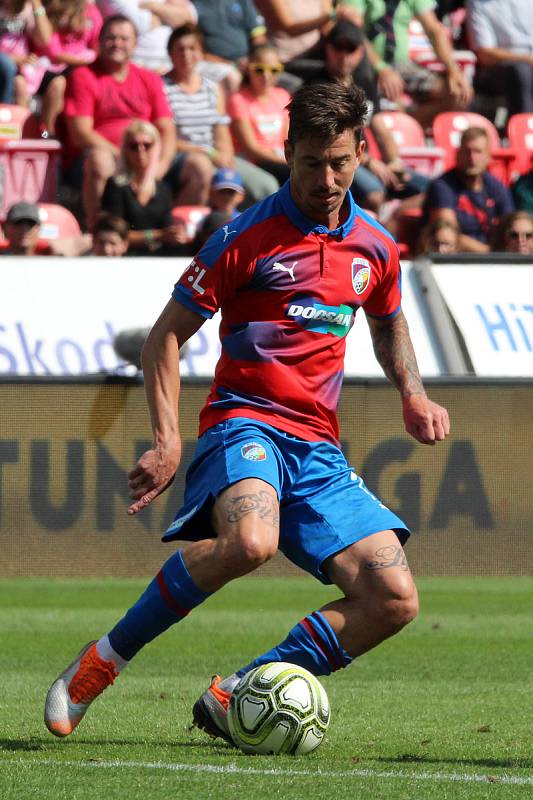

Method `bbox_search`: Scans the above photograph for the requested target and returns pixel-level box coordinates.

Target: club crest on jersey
[241,442,267,461]
[351,258,371,295]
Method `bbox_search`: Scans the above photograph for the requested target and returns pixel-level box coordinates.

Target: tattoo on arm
[369,311,425,398]
[224,490,279,528]
[365,545,409,571]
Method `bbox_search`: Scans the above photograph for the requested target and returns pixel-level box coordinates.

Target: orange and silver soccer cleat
[44,641,118,737]
[192,674,234,745]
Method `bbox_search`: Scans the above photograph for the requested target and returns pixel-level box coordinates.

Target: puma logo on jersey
[272,261,297,281]
[222,224,237,242]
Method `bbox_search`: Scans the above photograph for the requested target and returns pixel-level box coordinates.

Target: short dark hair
[167,23,204,56]
[100,14,138,40]
[286,80,368,147]
[92,213,129,242]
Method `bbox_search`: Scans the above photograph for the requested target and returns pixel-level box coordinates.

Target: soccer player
[44,80,450,742]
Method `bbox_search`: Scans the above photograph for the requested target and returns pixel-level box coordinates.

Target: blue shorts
[163,418,409,584]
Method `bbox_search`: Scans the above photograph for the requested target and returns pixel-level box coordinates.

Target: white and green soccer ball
[227,662,330,755]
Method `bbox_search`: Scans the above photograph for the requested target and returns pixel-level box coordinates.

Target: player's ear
[356,137,366,162]
[284,139,293,167]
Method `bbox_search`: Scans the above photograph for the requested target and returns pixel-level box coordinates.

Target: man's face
[325,41,365,80]
[100,22,136,66]
[93,231,128,257]
[457,135,490,177]
[4,219,40,254]
[284,129,364,225]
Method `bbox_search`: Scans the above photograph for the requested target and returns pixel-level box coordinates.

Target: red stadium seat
[506,114,533,176]
[432,111,516,184]
[377,111,445,176]
[0,103,41,139]
[171,204,210,242]
[0,139,62,218]
[35,203,81,240]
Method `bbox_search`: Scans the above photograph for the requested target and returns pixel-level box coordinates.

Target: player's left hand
[402,393,450,445]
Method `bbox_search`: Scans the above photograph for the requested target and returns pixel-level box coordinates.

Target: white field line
[1,758,532,786]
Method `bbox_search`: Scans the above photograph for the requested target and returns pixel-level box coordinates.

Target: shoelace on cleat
[208,675,231,711]
[69,647,118,705]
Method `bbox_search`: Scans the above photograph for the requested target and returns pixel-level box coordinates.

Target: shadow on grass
[375,754,533,770]
[0,737,233,754]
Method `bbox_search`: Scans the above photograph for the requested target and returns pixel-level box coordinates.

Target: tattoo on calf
[365,545,409,571]
[225,490,279,527]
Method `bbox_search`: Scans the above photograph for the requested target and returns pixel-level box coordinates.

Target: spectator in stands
[228,42,290,185]
[0,0,52,105]
[466,0,533,116]
[512,169,533,214]
[91,212,129,256]
[305,19,429,216]
[255,0,334,91]
[422,126,514,253]
[415,217,459,254]
[1,200,50,254]
[33,0,102,138]
[492,210,533,255]
[193,0,267,95]
[101,119,185,255]
[96,0,197,74]
[209,167,245,219]
[63,14,176,230]
[339,0,473,127]
[162,24,278,207]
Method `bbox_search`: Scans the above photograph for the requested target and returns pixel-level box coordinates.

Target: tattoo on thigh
[365,545,409,571]
[224,490,279,528]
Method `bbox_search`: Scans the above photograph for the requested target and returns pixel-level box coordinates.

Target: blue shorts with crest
[163,418,409,584]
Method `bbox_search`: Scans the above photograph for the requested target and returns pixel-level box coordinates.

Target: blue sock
[236,610,352,678]
[108,550,210,661]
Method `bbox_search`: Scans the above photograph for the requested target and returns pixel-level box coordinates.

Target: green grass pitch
[0,576,531,800]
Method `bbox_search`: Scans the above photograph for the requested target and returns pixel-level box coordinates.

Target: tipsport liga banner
[0,380,531,578]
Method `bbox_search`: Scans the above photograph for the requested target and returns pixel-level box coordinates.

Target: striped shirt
[162,75,230,148]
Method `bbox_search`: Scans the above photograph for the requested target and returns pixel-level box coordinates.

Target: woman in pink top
[227,43,290,185]
[35,0,102,136]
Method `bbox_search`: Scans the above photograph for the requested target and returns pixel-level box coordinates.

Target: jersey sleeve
[363,242,402,319]
[172,233,254,318]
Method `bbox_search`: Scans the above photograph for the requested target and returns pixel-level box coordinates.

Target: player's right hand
[127,442,181,515]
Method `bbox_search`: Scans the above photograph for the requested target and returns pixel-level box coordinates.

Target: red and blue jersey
[173,181,402,444]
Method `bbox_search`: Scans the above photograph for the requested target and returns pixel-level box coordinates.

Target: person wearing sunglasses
[492,211,533,255]
[227,43,291,184]
[101,119,186,255]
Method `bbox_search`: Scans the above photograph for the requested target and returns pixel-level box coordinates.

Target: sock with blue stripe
[235,610,352,679]
[107,550,210,661]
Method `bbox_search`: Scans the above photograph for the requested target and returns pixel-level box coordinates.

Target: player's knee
[381,584,419,633]
[231,530,278,574]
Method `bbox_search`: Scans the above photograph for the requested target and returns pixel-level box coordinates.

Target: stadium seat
[0,103,41,139]
[35,203,81,240]
[376,111,445,176]
[432,111,516,184]
[171,204,210,242]
[407,18,477,85]
[506,114,533,176]
[0,139,62,218]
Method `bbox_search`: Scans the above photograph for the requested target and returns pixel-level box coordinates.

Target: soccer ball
[227,662,330,755]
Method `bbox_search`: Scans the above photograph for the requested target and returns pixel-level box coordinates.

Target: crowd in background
[0,0,532,257]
